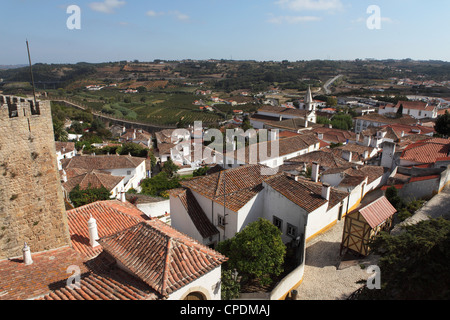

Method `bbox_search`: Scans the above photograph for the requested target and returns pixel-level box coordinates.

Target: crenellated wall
[0,96,71,260]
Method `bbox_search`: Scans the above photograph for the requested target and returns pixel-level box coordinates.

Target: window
[286,224,297,238]
[127,170,132,175]
[273,216,283,231]
[218,214,226,228]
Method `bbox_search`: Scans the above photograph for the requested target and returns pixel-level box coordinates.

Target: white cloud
[268,15,322,24]
[146,10,164,17]
[275,0,343,12]
[146,10,190,22]
[351,16,395,24]
[169,11,190,21]
[89,0,126,14]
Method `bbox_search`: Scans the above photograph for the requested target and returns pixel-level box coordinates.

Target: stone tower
[0,96,71,260]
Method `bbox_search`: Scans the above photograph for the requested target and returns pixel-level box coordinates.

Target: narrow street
[294,219,379,300]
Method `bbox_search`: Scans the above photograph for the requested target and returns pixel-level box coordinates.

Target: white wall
[170,195,206,244]
[262,183,309,244]
[137,199,170,219]
[167,266,223,300]
[107,162,146,192]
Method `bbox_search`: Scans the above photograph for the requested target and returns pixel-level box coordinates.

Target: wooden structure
[340,196,396,257]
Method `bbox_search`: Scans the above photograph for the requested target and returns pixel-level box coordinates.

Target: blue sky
[1,0,449,64]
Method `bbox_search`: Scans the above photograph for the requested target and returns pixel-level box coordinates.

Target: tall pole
[26,40,37,106]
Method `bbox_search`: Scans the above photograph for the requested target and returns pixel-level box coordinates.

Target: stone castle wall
[0,96,71,260]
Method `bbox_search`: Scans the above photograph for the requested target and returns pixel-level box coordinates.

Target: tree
[69,185,111,208]
[396,103,404,118]
[216,218,286,286]
[193,166,210,177]
[53,119,68,142]
[385,186,405,211]
[434,111,450,136]
[161,158,179,178]
[118,143,149,158]
[140,172,180,198]
[355,218,450,300]
[221,269,241,300]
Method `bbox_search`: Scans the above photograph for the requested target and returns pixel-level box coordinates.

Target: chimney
[120,188,127,203]
[363,150,369,159]
[321,183,331,201]
[23,243,33,265]
[88,216,100,248]
[317,133,324,140]
[311,162,320,183]
[343,150,352,162]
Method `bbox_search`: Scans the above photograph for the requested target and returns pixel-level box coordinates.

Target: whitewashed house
[61,155,147,192]
[223,134,320,169]
[55,141,77,170]
[378,100,439,119]
[170,164,350,246]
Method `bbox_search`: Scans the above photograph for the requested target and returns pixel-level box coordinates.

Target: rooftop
[67,200,148,259]
[61,155,145,171]
[98,220,227,297]
[264,173,348,212]
[181,164,276,212]
[62,170,124,193]
[401,138,450,164]
[358,196,397,229]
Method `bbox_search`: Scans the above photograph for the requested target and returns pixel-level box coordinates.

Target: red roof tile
[181,164,276,212]
[67,201,148,259]
[0,247,88,300]
[401,138,450,164]
[359,196,397,229]
[264,173,348,212]
[98,220,227,297]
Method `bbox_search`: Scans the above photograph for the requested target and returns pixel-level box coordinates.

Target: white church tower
[305,85,314,111]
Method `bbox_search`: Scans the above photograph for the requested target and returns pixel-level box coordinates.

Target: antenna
[26,40,37,106]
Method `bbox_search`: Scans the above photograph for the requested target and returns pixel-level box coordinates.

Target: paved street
[294,219,379,300]
[294,187,450,300]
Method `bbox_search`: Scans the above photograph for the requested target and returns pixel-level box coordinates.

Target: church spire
[305,85,314,111]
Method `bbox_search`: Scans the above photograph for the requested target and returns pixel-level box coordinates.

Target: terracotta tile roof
[38,251,161,301]
[62,170,124,193]
[226,134,319,163]
[282,149,350,170]
[181,164,276,212]
[171,188,219,239]
[358,196,397,229]
[313,127,356,144]
[322,165,386,185]
[55,141,75,154]
[67,200,148,259]
[337,143,375,158]
[120,129,152,141]
[257,105,309,117]
[401,138,450,164]
[380,123,435,136]
[0,247,88,300]
[264,174,348,212]
[395,100,435,111]
[355,113,417,126]
[62,155,145,171]
[98,220,227,297]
